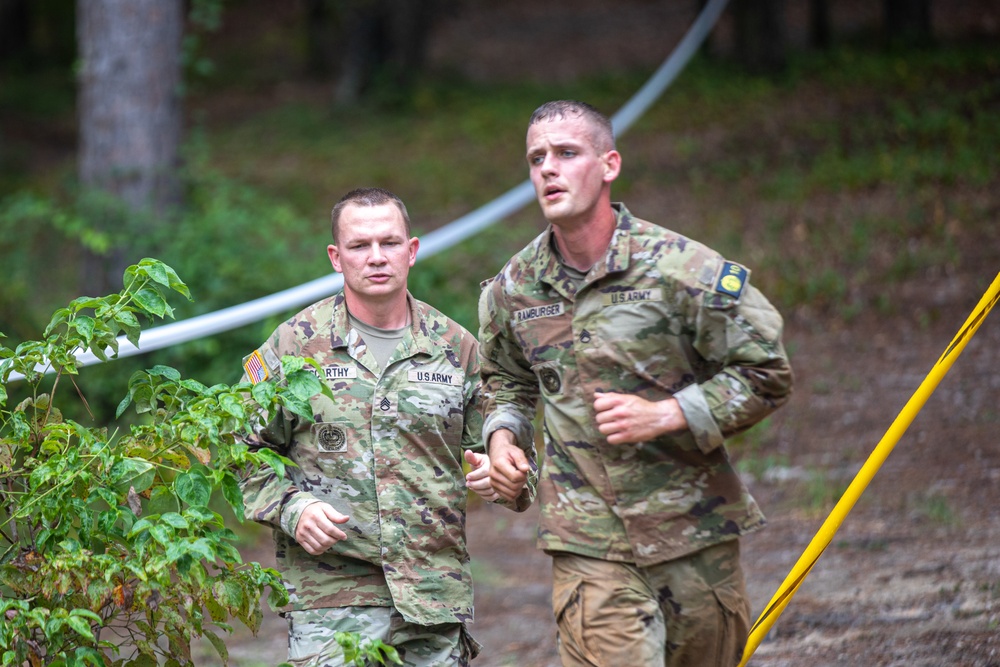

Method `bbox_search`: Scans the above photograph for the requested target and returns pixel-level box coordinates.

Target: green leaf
[148,365,181,381]
[202,628,230,664]
[287,369,322,402]
[159,513,190,530]
[128,517,154,537]
[149,524,173,546]
[44,307,71,337]
[174,470,211,508]
[281,355,306,375]
[256,448,287,480]
[251,380,276,407]
[188,538,216,562]
[180,378,209,393]
[161,263,191,300]
[132,288,168,318]
[280,394,314,423]
[220,470,245,518]
[267,584,290,610]
[110,458,156,494]
[143,260,172,289]
[66,615,96,642]
[219,392,245,419]
[73,647,106,667]
[115,393,133,419]
[74,315,96,342]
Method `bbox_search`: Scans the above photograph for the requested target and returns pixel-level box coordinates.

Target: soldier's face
[526,116,620,228]
[328,203,418,304]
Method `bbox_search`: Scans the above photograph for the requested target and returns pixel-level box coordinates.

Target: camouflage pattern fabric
[479,202,794,567]
[241,292,483,626]
[286,606,481,667]
[551,542,749,667]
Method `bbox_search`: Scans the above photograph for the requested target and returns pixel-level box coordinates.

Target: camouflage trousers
[286,606,482,667]
[550,540,750,667]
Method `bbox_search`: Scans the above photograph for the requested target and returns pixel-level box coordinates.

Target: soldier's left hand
[594,392,688,444]
[465,450,501,502]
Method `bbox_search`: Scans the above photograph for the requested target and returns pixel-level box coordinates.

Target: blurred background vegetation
[1,0,997,425]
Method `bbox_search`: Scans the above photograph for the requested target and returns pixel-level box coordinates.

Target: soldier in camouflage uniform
[479,101,794,666]
[241,188,502,667]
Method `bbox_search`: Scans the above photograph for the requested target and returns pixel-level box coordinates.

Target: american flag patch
[243,349,270,384]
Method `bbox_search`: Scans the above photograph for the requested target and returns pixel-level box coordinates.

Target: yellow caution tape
[739,271,1000,666]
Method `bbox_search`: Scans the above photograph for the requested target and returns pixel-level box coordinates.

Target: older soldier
[479,101,794,667]
[241,187,499,667]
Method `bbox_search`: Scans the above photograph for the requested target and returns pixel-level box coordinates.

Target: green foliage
[0,157,329,421]
[0,259,329,666]
[331,632,402,667]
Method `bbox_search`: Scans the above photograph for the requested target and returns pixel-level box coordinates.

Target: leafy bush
[0,259,320,667]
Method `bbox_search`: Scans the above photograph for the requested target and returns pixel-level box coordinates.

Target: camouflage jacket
[240,292,483,625]
[479,203,793,567]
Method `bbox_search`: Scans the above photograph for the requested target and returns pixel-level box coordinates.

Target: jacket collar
[536,202,634,294]
[329,291,434,362]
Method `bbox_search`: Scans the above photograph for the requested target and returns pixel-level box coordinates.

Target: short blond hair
[528,100,615,153]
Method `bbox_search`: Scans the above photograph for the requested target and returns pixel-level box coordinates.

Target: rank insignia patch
[715,261,750,300]
[243,349,269,385]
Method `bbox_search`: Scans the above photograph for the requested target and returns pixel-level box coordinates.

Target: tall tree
[76,0,184,295]
[304,0,438,107]
[810,0,831,50]
[0,0,30,63]
[884,0,933,46]
[732,0,788,75]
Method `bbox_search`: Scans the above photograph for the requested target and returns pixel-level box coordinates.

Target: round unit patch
[314,423,347,452]
[539,367,562,394]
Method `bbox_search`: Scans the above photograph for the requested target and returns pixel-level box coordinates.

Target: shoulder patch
[242,349,270,384]
[714,261,750,300]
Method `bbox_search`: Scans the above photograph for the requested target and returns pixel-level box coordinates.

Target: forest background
[2,0,1000,665]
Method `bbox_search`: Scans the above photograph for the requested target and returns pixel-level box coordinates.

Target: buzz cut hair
[330,187,411,243]
[528,100,616,152]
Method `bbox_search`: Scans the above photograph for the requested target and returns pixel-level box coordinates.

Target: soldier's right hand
[488,430,530,502]
[295,502,350,555]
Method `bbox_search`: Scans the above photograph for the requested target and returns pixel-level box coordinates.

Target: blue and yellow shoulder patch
[714,261,750,300]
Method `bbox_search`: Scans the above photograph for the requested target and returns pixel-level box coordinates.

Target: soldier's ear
[407,237,419,267]
[601,150,622,183]
[328,244,343,273]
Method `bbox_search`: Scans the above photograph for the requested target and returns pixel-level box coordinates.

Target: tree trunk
[810,0,831,50]
[332,0,437,107]
[884,0,933,47]
[732,0,788,75]
[0,0,30,63]
[303,0,335,77]
[76,0,183,295]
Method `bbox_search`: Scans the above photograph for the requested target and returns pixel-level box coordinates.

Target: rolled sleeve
[674,382,725,454]
[483,411,535,454]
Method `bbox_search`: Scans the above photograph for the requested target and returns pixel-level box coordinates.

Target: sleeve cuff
[674,383,725,454]
[279,495,323,537]
[483,412,535,454]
